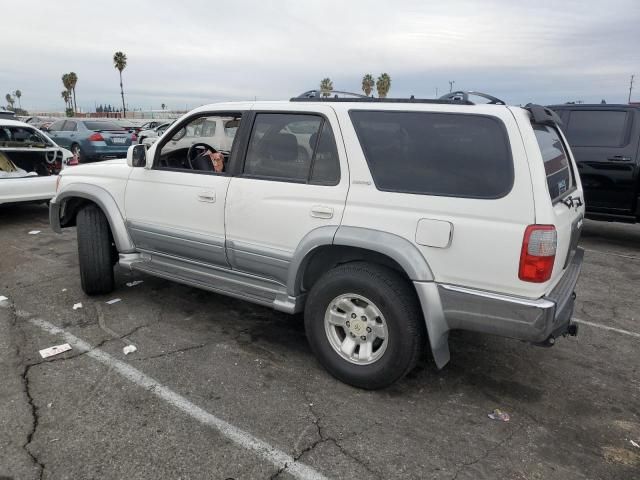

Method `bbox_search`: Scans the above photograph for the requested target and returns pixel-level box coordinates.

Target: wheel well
[301,245,411,293]
[60,197,98,228]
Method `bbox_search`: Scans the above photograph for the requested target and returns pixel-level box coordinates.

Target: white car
[0,120,75,205]
[137,121,173,145]
[50,93,585,389]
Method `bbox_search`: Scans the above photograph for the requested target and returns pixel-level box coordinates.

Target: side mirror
[127,144,147,168]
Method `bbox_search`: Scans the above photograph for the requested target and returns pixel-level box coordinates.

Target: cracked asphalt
[1,203,639,480]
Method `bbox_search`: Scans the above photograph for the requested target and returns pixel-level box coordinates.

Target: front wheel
[76,205,115,295]
[304,262,425,389]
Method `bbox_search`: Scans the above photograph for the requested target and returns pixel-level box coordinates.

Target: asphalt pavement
[1,203,639,479]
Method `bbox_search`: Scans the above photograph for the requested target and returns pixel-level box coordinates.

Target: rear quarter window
[349,110,513,198]
[534,125,573,202]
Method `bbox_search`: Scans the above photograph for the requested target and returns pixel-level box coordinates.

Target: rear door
[563,108,639,213]
[47,120,77,148]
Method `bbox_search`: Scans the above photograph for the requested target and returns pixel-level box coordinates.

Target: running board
[118,252,304,314]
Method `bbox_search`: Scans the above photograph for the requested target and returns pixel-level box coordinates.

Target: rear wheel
[76,205,115,295]
[304,262,425,389]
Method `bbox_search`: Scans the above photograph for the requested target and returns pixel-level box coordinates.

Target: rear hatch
[526,105,584,287]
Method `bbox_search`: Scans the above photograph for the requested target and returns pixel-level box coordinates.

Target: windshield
[0,126,54,148]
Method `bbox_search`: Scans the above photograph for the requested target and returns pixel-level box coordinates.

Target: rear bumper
[436,248,584,343]
[82,143,129,161]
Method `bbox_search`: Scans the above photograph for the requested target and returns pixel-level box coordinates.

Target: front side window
[48,120,65,132]
[243,113,340,184]
[565,110,628,147]
[155,114,242,173]
[0,126,53,147]
[350,110,513,198]
[63,121,78,131]
[534,125,574,202]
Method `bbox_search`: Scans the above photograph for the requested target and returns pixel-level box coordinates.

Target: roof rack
[525,104,563,127]
[295,90,368,99]
[439,91,505,105]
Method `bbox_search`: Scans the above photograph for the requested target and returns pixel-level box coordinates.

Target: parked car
[0,109,16,120]
[549,104,640,223]
[24,116,58,129]
[46,119,134,163]
[137,121,173,144]
[140,120,167,130]
[146,116,239,151]
[0,119,75,205]
[50,93,585,389]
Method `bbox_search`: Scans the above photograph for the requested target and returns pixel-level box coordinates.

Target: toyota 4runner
[50,92,585,389]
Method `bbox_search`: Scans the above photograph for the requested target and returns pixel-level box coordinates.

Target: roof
[548,104,640,109]
[0,119,32,127]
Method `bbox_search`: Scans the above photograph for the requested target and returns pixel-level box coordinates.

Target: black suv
[549,104,640,223]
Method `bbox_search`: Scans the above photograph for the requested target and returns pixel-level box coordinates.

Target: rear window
[83,121,124,131]
[534,125,573,201]
[349,111,513,198]
[565,110,628,147]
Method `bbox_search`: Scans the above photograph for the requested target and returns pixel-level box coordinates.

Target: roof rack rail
[439,91,506,105]
[525,104,563,127]
[295,90,367,99]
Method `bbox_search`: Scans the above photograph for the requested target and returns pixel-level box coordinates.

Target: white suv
[50,93,585,389]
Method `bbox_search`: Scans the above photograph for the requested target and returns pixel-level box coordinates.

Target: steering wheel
[187,142,216,169]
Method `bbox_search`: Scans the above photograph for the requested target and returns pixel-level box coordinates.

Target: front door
[124,112,244,267]
[564,108,639,213]
[225,109,349,285]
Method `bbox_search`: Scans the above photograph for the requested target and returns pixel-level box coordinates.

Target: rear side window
[565,110,628,147]
[349,111,513,198]
[534,125,573,201]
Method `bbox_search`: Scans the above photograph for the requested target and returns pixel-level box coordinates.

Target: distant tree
[113,51,127,116]
[62,74,74,112]
[376,73,391,98]
[5,93,15,110]
[68,72,78,113]
[320,78,333,97]
[14,90,22,109]
[361,74,375,97]
[161,103,166,110]
[61,91,71,110]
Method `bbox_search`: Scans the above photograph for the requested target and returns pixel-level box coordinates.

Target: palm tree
[362,74,375,97]
[320,78,333,97]
[14,90,22,109]
[62,74,73,111]
[61,91,70,109]
[376,73,391,98]
[161,103,166,110]
[5,93,14,110]
[113,51,127,116]
[68,72,78,113]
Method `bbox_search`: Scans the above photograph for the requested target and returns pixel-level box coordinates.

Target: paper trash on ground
[123,345,137,355]
[0,295,8,303]
[105,298,122,305]
[39,343,72,359]
[126,280,144,287]
[28,230,41,235]
[72,303,82,310]
[488,409,510,422]
[631,440,640,449]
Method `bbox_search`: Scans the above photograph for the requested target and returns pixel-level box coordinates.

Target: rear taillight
[519,225,557,283]
[88,132,104,142]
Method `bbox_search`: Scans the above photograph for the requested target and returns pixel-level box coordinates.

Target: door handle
[310,205,334,219]
[197,191,216,203]
[608,155,632,162]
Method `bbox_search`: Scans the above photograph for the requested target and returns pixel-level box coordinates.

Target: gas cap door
[415,218,453,248]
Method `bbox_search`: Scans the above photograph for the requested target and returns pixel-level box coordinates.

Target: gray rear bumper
[439,248,584,342]
[415,248,584,368]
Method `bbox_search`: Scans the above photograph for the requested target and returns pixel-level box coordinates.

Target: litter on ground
[28,230,41,235]
[61,288,67,292]
[126,280,144,287]
[631,440,640,449]
[105,298,122,305]
[39,343,72,359]
[72,303,83,310]
[123,345,137,355]
[488,409,511,422]
[0,295,8,303]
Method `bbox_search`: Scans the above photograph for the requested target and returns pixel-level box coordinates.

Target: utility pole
[629,75,635,103]
[449,80,455,93]
[435,87,439,97]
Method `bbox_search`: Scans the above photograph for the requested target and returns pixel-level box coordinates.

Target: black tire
[304,262,425,390]
[76,205,115,295]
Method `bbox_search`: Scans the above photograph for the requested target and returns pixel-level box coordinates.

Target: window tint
[310,122,340,185]
[63,121,77,131]
[349,111,513,198]
[244,114,322,181]
[534,126,573,201]
[83,121,123,131]
[48,120,65,132]
[565,110,628,147]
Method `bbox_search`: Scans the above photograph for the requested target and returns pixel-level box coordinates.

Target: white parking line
[583,248,640,261]
[573,317,640,339]
[27,316,329,480]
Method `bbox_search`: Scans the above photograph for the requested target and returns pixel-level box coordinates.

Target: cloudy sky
[2,0,638,112]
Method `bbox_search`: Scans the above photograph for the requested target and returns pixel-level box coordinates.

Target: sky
[1,0,639,112]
